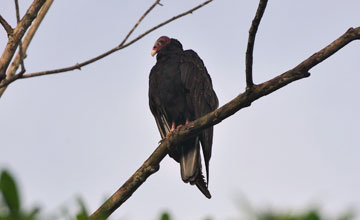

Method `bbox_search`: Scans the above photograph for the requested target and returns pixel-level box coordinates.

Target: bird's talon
[175,124,183,130]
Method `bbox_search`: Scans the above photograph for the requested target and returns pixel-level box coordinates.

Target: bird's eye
[157,42,162,46]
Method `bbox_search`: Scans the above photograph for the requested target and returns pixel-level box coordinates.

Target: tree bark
[0,0,53,98]
[0,0,46,80]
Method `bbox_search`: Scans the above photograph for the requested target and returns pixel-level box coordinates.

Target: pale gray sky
[1,0,359,219]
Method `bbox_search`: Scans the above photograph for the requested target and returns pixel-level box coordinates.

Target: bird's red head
[151,36,171,56]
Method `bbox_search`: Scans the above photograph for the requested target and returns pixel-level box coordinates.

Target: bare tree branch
[0,0,212,89]
[245,0,268,89]
[0,15,13,36]
[14,0,21,21]
[17,0,213,79]
[0,73,22,90]
[14,0,26,75]
[119,0,160,47]
[88,26,360,220]
[0,0,53,97]
[0,0,45,80]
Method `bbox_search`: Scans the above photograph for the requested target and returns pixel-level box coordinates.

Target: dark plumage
[149,36,218,198]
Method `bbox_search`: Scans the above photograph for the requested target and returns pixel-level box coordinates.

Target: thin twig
[0,15,13,36]
[245,0,268,89]
[19,0,213,79]
[14,0,26,75]
[119,0,160,47]
[14,0,21,20]
[89,26,360,220]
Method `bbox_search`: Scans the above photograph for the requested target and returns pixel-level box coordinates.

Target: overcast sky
[1,0,359,220]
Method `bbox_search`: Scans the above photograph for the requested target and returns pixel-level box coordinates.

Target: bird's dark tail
[179,137,211,199]
[194,171,211,199]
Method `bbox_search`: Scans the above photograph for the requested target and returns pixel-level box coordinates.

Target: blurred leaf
[160,212,171,220]
[301,210,320,220]
[26,207,40,220]
[76,197,89,220]
[0,170,20,215]
[256,209,323,220]
[77,210,89,220]
[77,213,88,220]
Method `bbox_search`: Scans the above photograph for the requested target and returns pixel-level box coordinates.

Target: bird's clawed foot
[165,122,176,139]
[159,122,176,144]
[160,120,190,143]
[175,119,189,131]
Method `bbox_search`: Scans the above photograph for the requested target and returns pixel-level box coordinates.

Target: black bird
[149,36,218,198]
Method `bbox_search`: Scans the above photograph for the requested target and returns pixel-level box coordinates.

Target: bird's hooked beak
[151,49,157,57]
[151,36,170,57]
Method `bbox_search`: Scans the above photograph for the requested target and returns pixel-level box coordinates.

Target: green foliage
[0,170,39,220]
[255,208,354,220]
[0,169,94,220]
[76,198,89,220]
[157,207,355,220]
[0,169,355,220]
[158,212,215,220]
[0,170,20,216]
[160,212,171,220]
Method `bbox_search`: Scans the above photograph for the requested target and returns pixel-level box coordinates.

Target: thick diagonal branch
[89,27,360,220]
[245,0,268,88]
[0,0,46,80]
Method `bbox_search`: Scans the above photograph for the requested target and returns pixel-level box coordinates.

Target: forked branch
[0,0,212,90]
[0,0,46,80]
[0,0,54,97]
[3,0,213,82]
[245,0,268,88]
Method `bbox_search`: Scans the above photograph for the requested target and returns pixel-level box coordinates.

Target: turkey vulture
[149,36,218,198]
